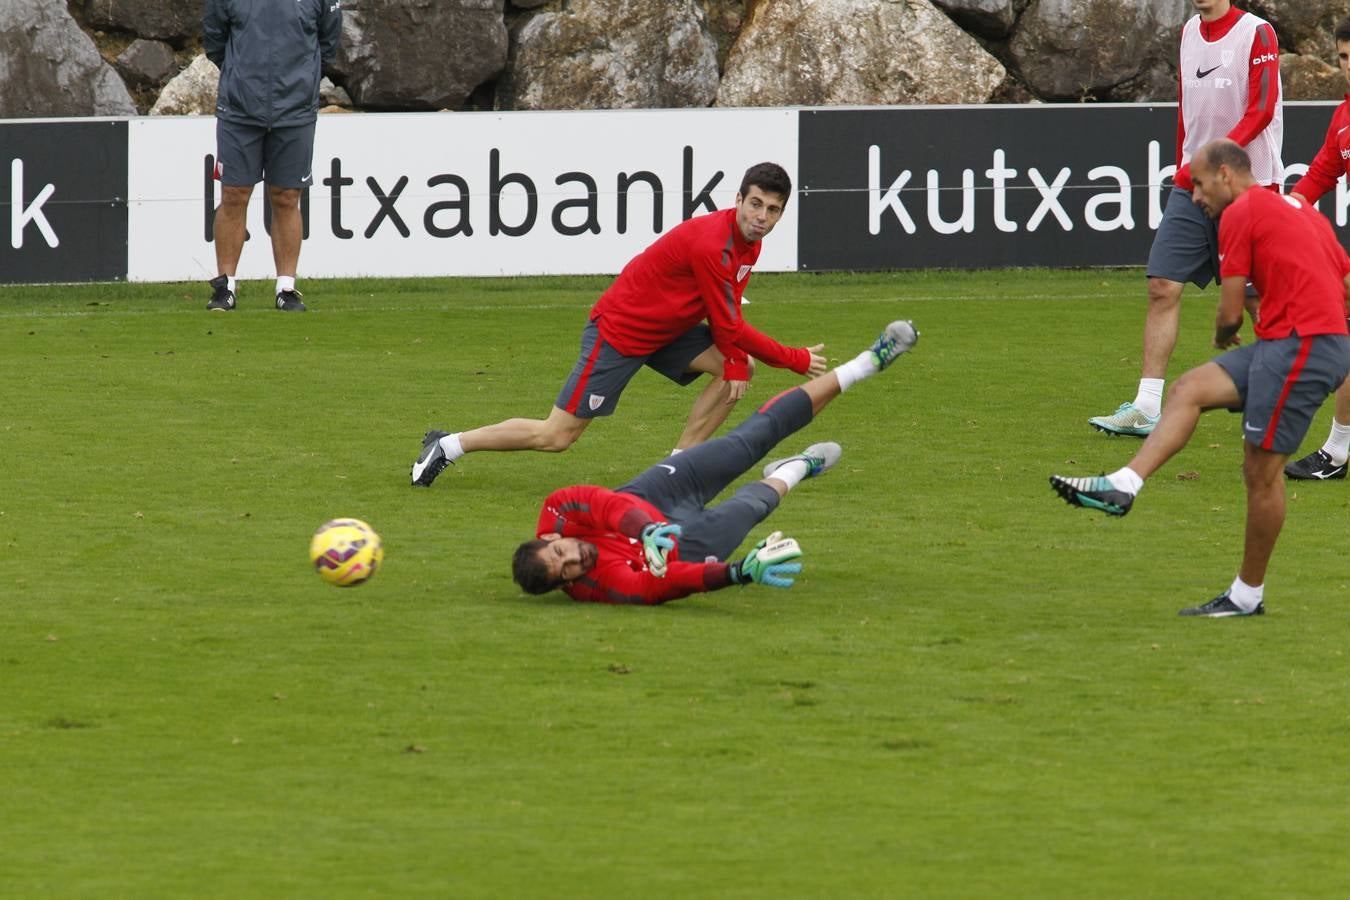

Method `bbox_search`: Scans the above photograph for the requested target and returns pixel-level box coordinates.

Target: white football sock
[1132,378,1164,418]
[834,351,880,393]
[1106,467,1144,495]
[1228,575,1263,612]
[276,275,296,294]
[438,432,466,462]
[765,458,809,490]
[226,275,237,293]
[1322,419,1350,466]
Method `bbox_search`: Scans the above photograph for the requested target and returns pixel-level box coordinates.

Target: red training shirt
[1174,6,1281,191]
[535,485,735,605]
[1291,96,1350,204]
[1218,186,1350,340]
[590,207,812,382]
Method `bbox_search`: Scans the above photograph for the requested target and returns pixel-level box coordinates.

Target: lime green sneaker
[1089,402,1158,436]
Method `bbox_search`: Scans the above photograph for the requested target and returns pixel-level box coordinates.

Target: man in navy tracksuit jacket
[203,0,342,313]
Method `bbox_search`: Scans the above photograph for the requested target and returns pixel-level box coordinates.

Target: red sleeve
[1292,106,1348,203]
[1218,198,1252,280]
[564,559,736,605]
[1228,24,1280,148]
[1174,67,1191,190]
[1172,29,1196,192]
[537,485,658,539]
[691,250,810,380]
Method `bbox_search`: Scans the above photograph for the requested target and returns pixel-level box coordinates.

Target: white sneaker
[1088,402,1158,437]
[763,441,842,479]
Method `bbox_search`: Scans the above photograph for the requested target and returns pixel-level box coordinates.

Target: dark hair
[512,539,557,595]
[1202,139,1251,175]
[739,162,792,203]
[1335,15,1350,44]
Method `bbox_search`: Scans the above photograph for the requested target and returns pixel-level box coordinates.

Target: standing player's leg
[209,119,264,311]
[409,321,639,486]
[263,122,316,312]
[1091,187,1217,435]
[268,185,303,308]
[1235,441,1287,596]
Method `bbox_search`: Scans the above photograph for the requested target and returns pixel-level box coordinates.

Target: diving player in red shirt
[410,162,828,488]
[1054,140,1350,617]
[511,320,919,604]
[1282,15,1350,481]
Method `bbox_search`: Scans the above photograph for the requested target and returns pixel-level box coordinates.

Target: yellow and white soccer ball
[309,518,383,586]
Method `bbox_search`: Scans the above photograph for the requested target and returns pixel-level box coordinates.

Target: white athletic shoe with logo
[1089,402,1158,436]
[411,429,453,487]
[762,441,842,479]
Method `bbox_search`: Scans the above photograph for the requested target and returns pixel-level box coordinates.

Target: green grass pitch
[4,270,1350,896]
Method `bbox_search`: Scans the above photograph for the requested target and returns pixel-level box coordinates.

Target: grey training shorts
[216,119,317,189]
[1147,187,1219,289]
[554,320,714,419]
[1214,333,1350,454]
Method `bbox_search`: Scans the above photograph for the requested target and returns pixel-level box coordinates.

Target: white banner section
[127,109,799,282]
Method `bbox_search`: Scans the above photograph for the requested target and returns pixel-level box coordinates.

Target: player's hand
[641,522,681,578]
[803,344,827,377]
[729,530,803,588]
[725,379,749,403]
[1213,331,1241,349]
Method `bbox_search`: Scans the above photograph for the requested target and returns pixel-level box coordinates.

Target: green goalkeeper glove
[641,522,682,578]
[729,531,803,588]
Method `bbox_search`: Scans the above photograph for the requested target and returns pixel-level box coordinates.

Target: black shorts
[1214,334,1350,454]
[216,119,316,189]
[1147,187,1219,289]
[554,320,714,419]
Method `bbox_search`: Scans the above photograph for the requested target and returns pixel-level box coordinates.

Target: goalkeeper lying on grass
[511,319,918,604]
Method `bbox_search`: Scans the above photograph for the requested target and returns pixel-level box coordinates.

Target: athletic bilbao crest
[588,394,605,411]
[737,264,751,282]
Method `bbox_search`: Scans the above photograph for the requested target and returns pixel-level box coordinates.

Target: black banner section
[798,104,1341,271]
[0,120,128,284]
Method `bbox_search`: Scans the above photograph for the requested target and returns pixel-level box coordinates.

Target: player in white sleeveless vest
[1089,0,1283,437]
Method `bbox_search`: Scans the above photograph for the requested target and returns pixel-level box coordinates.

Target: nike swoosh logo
[1311,470,1342,479]
[1243,423,1262,432]
[658,464,677,475]
[1196,65,1222,78]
